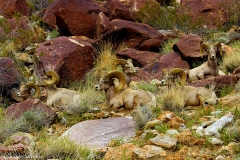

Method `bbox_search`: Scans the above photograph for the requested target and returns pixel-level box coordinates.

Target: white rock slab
[61,116,136,150]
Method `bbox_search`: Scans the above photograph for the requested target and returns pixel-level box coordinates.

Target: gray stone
[61,116,136,150]
[148,134,177,149]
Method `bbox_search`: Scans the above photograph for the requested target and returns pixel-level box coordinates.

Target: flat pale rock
[61,116,136,150]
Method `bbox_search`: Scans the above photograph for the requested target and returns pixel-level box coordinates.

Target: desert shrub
[219,0,240,30]
[91,40,120,81]
[219,41,240,73]
[0,110,49,143]
[216,86,233,98]
[136,81,159,94]
[134,1,205,34]
[27,0,54,12]
[155,123,169,134]
[160,38,179,55]
[37,137,99,160]
[132,105,154,130]
[158,86,185,112]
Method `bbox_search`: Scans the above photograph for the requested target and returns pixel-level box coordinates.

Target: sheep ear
[213,42,222,56]
[200,42,209,58]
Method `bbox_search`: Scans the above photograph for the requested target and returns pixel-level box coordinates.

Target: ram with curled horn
[182,41,225,83]
[161,68,219,107]
[112,58,138,86]
[95,71,156,111]
[40,70,82,113]
[17,82,41,100]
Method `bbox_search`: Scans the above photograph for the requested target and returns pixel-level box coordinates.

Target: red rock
[173,34,203,60]
[104,0,134,21]
[43,0,107,38]
[6,99,57,124]
[117,48,160,66]
[180,0,228,28]
[0,58,20,88]
[34,36,95,86]
[0,0,30,18]
[99,19,165,50]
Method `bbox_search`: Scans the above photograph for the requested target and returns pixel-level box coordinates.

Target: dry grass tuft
[158,86,185,113]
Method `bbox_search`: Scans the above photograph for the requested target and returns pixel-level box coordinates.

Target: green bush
[132,105,154,130]
[134,1,205,34]
[0,110,49,143]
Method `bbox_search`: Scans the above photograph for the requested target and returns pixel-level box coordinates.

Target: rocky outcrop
[104,0,134,21]
[98,19,166,51]
[43,0,107,38]
[117,48,160,66]
[0,0,30,18]
[173,34,203,60]
[180,0,228,28]
[34,36,95,87]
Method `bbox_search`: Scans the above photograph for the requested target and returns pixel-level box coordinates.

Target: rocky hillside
[0,0,240,159]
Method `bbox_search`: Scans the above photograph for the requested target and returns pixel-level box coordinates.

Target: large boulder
[188,74,240,90]
[0,0,30,18]
[133,52,190,81]
[0,58,20,88]
[61,116,136,150]
[34,36,95,87]
[104,0,134,21]
[6,99,57,125]
[98,19,166,52]
[117,48,160,66]
[43,0,107,38]
[173,34,203,60]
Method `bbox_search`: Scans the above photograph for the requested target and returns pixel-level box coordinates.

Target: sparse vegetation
[37,137,94,160]
[160,38,179,55]
[132,105,154,130]
[158,86,185,112]
[219,41,240,73]
[0,109,49,143]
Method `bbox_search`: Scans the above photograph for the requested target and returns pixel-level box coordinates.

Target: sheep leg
[197,94,205,107]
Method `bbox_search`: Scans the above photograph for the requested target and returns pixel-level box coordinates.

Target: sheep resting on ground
[95,71,156,111]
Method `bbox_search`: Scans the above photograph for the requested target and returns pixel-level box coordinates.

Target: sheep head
[18,82,40,99]
[42,70,60,85]
[200,42,222,61]
[112,59,138,75]
[162,68,187,86]
[95,71,126,92]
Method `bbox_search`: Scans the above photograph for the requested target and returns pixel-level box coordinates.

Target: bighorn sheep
[41,70,82,113]
[112,59,138,86]
[185,41,224,83]
[18,82,41,100]
[95,71,156,110]
[160,68,219,107]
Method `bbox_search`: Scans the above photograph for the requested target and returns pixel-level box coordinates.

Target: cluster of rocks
[0,0,240,159]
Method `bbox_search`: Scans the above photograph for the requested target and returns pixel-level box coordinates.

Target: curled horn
[112,59,127,70]
[169,68,187,85]
[26,82,40,98]
[105,71,126,91]
[42,70,60,85]
[213,41,222,56]
[200,42,210,58]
